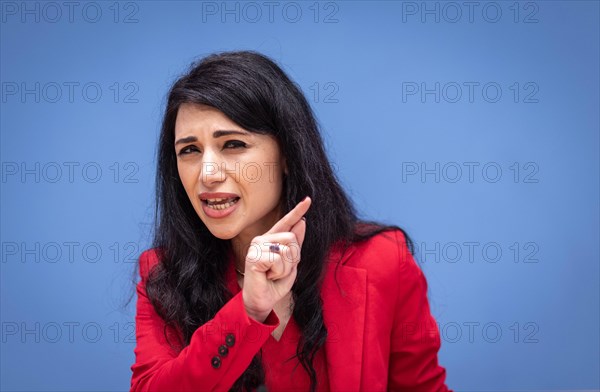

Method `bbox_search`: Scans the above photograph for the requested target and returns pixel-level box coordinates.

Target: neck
[231,238,250,273]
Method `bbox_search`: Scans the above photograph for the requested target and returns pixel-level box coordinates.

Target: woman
[130,51,451,392]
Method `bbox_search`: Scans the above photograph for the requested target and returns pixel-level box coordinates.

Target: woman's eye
[224,140,247,149]
[178,146,199,156]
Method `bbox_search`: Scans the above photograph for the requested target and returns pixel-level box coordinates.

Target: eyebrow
[174,130,250,146]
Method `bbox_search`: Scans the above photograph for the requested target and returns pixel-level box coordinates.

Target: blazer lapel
[321,245,367,392]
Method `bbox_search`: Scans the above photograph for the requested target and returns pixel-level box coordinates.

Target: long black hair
[144,50,414,392]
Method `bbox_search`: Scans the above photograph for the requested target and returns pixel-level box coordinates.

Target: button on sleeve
[225,333,235,347]
[218,344,229,356]
[211,356,221,369]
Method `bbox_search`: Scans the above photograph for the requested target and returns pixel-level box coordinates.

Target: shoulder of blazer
[137,247,163,282]
[326,229,409,272]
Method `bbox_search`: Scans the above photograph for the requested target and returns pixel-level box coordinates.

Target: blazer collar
[321,244,366,392]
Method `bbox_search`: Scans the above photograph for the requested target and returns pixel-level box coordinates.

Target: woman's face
[174,103,287,246]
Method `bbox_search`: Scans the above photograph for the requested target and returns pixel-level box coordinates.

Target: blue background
[1,1,598,390]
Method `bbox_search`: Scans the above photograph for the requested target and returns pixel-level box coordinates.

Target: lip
[199,192,240,219]
[199,192,240,200]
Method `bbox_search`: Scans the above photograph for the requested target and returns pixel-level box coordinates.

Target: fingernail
[301,217,306,221]
[303,196,309,202]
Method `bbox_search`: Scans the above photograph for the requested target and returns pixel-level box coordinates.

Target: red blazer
[130,230,451,391]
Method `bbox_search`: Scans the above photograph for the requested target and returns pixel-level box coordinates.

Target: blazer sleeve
[130,250,280,392]
[388,230,451,392]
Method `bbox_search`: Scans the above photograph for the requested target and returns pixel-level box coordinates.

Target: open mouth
[202,197,240,210]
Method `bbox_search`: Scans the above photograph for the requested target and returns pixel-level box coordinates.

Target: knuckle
[256,260,271,269]
[282,233,296,242]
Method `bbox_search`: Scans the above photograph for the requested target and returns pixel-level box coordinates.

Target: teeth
[206,198,239,210]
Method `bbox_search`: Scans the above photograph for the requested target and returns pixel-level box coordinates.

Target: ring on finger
[266,242,281,253]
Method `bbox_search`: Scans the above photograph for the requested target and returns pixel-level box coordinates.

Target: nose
[199,150,226,186]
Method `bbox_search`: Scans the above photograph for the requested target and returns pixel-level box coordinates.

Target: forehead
[174,103,241,136]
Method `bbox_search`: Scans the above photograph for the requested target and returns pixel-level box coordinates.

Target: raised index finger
[266,196,311,234]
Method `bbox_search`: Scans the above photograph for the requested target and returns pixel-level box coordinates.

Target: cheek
[177,164,197,193]
[241,164,280,199]
[255,163,284,199]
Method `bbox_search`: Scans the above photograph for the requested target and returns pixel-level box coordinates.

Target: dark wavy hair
[144,50,414,392]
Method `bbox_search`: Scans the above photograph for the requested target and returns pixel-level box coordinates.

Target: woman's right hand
[241,196,311,322]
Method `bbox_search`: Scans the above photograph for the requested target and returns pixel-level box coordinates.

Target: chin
[202,224,239,240]
[210,231,237,240]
